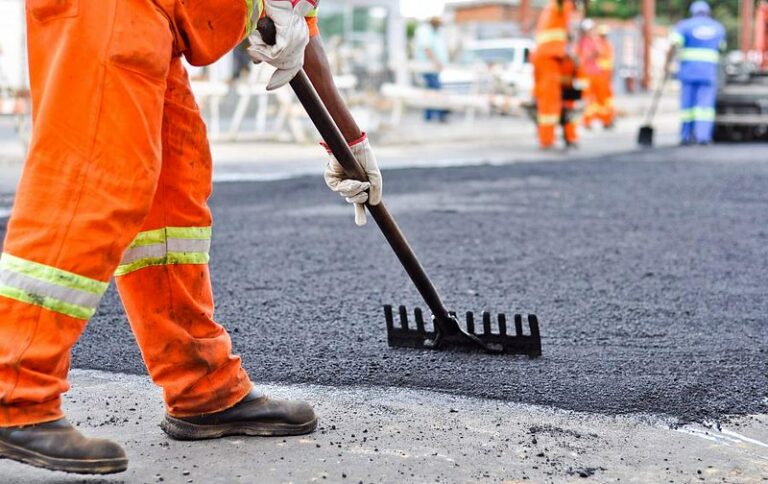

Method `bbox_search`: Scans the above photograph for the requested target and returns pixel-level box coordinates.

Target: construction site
[0,0,766,483]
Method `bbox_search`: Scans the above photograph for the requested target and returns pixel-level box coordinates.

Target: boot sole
[0,440,127,475]
[160,415,318,441]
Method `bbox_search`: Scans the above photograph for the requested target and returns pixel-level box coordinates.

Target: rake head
[384,306,542,357]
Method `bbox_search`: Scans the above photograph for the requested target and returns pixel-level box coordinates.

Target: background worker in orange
[532,0,582,149]
[0,0,382,475]
[593,24,616,128]
[576,18,601,128]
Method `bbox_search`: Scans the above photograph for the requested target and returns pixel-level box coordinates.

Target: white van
[441,38,535,96]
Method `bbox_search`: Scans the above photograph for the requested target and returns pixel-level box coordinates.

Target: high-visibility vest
[576,35,600,75]
[534,0,573,58]
[596,39,614,72]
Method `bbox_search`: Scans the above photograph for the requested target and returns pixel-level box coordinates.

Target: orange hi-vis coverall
[559,55,580,143]
[593,36,616,127]
[0,0,318,427]
[577,34,602,128]
[532,0,577,148]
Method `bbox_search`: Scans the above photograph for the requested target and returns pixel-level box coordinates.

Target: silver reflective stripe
[119,244,168,266]
[115,227,212,277]
[0,268,102,308]
[0,253,107,320]
[120,239,210,266]
[167,238,211,254]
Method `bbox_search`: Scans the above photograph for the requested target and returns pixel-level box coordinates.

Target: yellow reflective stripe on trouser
[535,29,567,45]
[115,227,212,277]
[538,114,560,126]
[680,48,719,63]
[0,253,108,320]
[681,108,715,122]
[692,107,715,121]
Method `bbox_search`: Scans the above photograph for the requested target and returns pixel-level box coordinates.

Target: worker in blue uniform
[664,1,726,145]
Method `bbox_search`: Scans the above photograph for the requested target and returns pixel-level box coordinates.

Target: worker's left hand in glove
[323,134,383,227]
[247,0,318,90]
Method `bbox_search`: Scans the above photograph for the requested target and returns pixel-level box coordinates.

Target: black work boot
[0,418,127,474]
[161,389,317,440]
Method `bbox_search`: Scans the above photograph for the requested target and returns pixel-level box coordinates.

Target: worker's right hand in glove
[247,0,318,90]
[323,134,383,227]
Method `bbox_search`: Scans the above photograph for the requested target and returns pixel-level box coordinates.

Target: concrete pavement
[0,370,766,483]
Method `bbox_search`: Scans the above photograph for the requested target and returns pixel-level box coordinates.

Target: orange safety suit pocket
[108,0,173,80]
[26,0,79,22]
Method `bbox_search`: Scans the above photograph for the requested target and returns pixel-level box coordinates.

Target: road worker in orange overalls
[594,24,616,128]
[577,19,602,129]
[532,0,582,149]
[559,53,582,146]
[0,0,382,475]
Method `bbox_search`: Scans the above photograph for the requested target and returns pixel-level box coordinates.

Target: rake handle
[290,71,452,324]
[255,19,453,328]
[644,72,668,126]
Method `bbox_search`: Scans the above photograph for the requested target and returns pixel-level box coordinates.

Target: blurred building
[319,0,407,86]
[447,0,547,39]
[0,0,26,90]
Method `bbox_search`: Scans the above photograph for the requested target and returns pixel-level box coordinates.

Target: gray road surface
[2,370,766,483]
[23,144,762,423]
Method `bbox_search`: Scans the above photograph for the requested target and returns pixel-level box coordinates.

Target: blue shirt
[671,16,726,82]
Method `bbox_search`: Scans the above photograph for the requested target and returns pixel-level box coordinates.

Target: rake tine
[515,314,524,337]
[528,314,540,338]
[482,312,492,335]
[384,305,394,331]
[497,314,507,336]
[399,306,409,330]
[465,312,475,334]
[414,307,426,333]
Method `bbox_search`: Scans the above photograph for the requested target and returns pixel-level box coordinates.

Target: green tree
[587,0,748,49]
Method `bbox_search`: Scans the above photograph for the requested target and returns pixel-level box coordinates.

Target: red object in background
[755,1,768,68]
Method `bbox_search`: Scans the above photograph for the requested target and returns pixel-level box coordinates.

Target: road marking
[720,429,768,449]
[675,426,738,445]
[675,424,768,464]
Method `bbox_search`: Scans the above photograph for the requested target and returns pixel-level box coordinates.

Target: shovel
[638,74,668,147]
[256,19,542,356]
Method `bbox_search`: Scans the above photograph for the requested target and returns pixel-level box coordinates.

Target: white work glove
[247,0,318,91]
[323,134,383,227]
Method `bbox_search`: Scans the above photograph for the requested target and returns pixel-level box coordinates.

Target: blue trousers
[423,73,449,122]
[680,80,717,144]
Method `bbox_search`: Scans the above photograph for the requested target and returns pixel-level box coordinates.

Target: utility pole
[741,0,755,53]
[520,0,532,35]
[642,0,655,90]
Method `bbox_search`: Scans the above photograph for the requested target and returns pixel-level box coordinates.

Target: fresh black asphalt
[25,145,767,422]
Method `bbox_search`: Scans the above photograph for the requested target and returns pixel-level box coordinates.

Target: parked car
[440,38,535,96]
[714,54,768,142]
